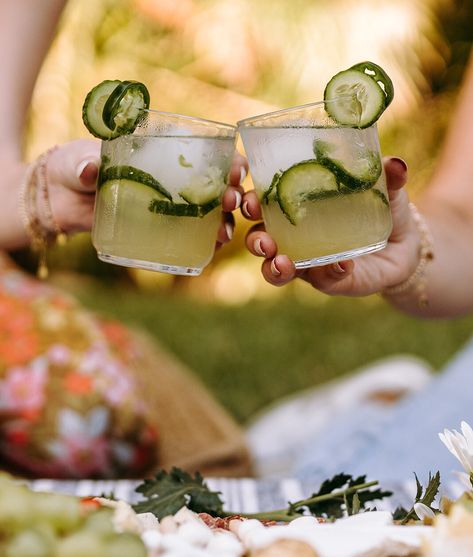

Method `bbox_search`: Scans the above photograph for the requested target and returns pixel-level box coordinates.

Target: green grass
[74,283,473,424]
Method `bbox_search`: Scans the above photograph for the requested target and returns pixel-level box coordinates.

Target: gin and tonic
[92,111,236,275]
[238,100,392,267]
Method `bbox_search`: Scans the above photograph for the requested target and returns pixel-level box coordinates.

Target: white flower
[439,421,473,475]
[414,502,436,521]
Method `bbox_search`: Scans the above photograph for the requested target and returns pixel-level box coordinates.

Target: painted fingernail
[76,159,97,178]
[224,222,234,241]
[254,238,266,257]
[240,167,247,185]
[242,200,251,218]
[390,157,408,173]
[270,257,281,276]
[233,190,242,210]
[332,262,346,274]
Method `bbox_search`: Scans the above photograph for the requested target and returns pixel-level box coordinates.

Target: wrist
[18,146,67,278]
[382,203,434,307]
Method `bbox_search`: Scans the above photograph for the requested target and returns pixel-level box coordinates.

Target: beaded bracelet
[382,203,434,307]
[18,146,66,279]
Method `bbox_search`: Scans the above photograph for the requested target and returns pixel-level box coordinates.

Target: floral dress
[0,253,251,479]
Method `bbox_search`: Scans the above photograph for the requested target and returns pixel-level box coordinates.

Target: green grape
[56,531,106,557]
[83,508,115,535]
[5,528,55,557]
[0,484,35,532]
[104,532,148,557]
[33,492,82,534]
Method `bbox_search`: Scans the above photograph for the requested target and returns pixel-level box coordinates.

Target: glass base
[97,253,203,276]
[294,240,387,269]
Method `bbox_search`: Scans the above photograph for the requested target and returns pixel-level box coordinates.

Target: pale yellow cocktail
[238,103,392,267]
[92,112,236,275]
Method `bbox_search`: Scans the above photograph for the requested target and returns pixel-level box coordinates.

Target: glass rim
[144,108,237,133]
[237,96,352,128]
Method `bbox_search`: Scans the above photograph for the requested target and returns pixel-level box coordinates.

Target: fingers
[48,139,100,194]
[245,225,297,286]
[384,156,408,196]
[216,212,235,247]
[221,151,247,212]
[261,255,297,286]
[301,260,356,294]
[241,190,262,220]
[228,151,248,187]
[221,186,243,212]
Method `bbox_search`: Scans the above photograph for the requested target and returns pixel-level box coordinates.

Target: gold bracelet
[382,203,434,307]
[18,146,66,279]
[37,146,67,247]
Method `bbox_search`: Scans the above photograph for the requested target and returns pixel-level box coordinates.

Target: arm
[243,54,473,319]
[404,56,473,317]
[0,0,66,158]
[0,0,246,253]
[0,0,99,251]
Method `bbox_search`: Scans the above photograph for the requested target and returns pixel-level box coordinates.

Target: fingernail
[242,200,251,218]
[390,157,408,173]
[76,158,99,180]
[233,190,242,210]
[332,262,346,274]
[224,222,233,241]
[254,238,266,257]
[270,257,281,276]
[240,167,247,185]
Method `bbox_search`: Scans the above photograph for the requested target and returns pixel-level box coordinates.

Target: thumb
[48,139,101,193]
[384,156,408,194]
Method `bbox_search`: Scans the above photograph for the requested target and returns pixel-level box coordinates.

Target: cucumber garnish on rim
[324,61,394,128]
[82,79,150,140]
[102,80,150,134]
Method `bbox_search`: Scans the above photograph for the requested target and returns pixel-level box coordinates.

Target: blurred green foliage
[14,0,473,423]
[75,283,473,423]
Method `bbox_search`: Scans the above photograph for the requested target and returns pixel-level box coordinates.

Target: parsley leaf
[304,473,392,518]
[132,467,224,519]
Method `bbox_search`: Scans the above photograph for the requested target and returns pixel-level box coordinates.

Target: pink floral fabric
[0,253,159,478]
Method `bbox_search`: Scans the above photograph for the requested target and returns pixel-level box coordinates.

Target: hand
[216,151,248,247]
[46,139,100,234]
[47,143,249,246]
[243,157,421,296]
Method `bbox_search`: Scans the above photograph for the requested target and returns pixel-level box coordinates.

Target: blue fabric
[295,338,473,488]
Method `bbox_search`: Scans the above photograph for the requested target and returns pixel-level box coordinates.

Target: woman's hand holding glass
[242,157,423,296]
[23,140,248,248]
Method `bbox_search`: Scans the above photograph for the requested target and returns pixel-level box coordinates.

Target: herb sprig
[132,468,392,522]
[393,471,441,524]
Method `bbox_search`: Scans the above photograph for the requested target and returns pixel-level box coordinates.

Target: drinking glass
[92,110,236,275]
[238,100,392,268]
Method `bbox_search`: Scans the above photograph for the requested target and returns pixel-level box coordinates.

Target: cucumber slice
[99,165,172,200]
[349,61,394,108]
[324,61,394,127]
[178,166,225,205]
[179,189,220,206]
[276,160,339,225]
[82,80,121,139]
[372,188,389,207]
[99,179,168,210]
[314,139,382,190]
[262,170,282,204]
[324,69,386,128]
[149,198,220,218]
[102,80,150,134]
